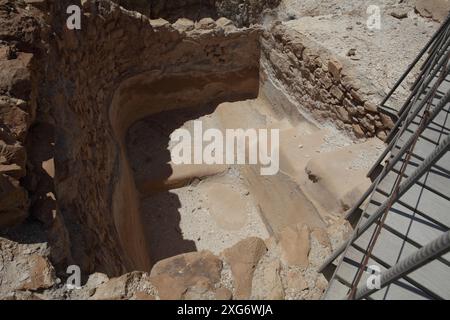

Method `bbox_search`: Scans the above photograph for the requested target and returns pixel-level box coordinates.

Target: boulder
[222,237,267,299]
[150,251,222,300]
[17,255,56,291]
[91,271,156,300]
[256,260,285,300]
[279,224,310,268]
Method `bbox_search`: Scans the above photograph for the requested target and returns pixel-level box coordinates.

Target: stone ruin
[0,0,446,300]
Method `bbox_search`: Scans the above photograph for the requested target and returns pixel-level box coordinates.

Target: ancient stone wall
[0,1,44,228]
[261,23,395,140]
[39,0,261,275]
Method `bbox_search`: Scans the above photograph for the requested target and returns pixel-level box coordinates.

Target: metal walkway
[320,15,450,300]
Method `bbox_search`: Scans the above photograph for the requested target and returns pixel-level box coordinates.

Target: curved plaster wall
[109,69,259,269]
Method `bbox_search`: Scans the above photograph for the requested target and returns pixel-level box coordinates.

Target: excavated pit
[118,71,380,266]
[3,0,419,300]
[104,11,384,270]
[124,93,315,264]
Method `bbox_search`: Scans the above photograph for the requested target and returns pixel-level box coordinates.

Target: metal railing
[321,14,450,300]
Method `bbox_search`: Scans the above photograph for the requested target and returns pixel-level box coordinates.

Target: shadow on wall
[127,104,222,263]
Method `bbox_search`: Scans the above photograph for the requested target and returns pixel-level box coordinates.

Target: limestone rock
[0,96,31,143]
[350,89,365,104]
[390,9,409,20]
[131,291,156,300]
[91,271,156,300]
[0,237,60,299]
[216,17,234,28]
[311,228,331,249]
[173,18,195,32]
[327,218,353,251]
[336,106,350,123]
[17,255,56,291]
[197,18,216,30]
[279,224,310,268]
[364,101,378,113]
[352,124,365,138]
[90,273,132,300]
[262,260,284,300]
[328,58,342,81]
[286,269,308,292]
[150,251,222,300]
[215,287,233,300]
[330,85,344,101]
[85,272,109,289]
[315,274,328,292]
[416,0,450,22]
[380,113,395,129]
[183,278,216,300]
[150,18,171,29]
[222,237,267,299]
[377,130,388,141]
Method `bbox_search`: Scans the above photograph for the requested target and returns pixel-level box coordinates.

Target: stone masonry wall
[41,0,261,275]
[261,22,396,141]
